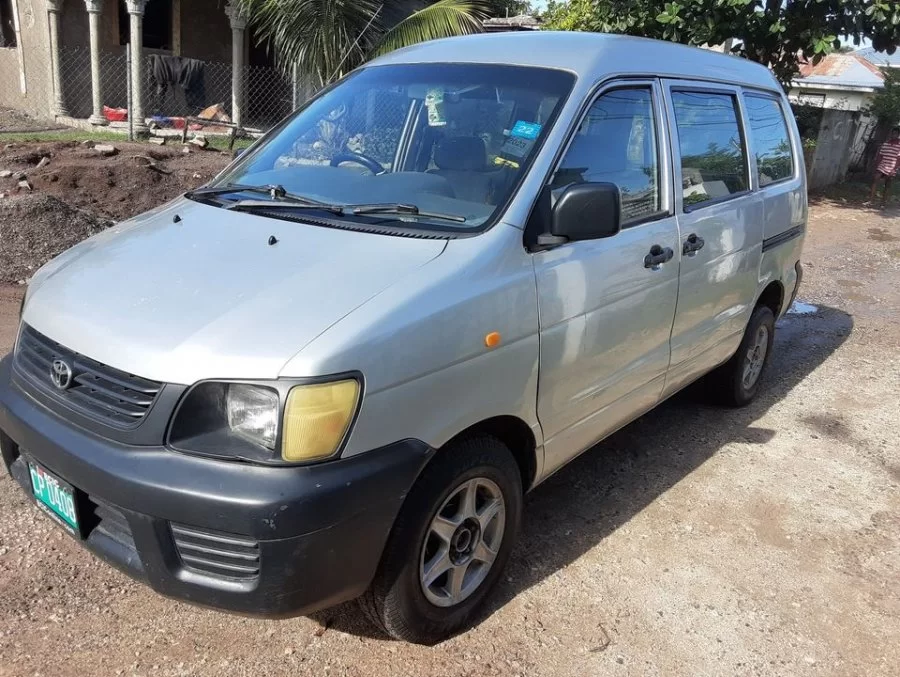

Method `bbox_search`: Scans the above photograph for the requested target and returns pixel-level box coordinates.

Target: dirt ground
[0,146,898,675]
[0,140,231,283]
[0,108,64,134]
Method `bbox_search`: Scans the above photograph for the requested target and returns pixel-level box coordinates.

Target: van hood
[23,198,447,384]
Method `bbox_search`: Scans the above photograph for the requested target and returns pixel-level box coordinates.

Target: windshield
[210,63,575,231]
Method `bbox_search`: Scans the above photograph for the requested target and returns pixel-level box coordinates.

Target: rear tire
[708,305,776,407]
[361,435,522,644]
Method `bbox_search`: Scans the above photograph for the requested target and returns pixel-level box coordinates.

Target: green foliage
[867,68,900,126]
[237,0,490,86]
[542,0,900,85]
[790,102,824,141]
[481,0,533,16]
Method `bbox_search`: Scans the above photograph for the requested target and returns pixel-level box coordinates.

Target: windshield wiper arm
[225,200,467,223]
[187,183,329,206]
[346,203,467,223]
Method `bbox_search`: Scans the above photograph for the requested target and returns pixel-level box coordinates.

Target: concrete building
[0,0,279,130]
[787,53,887,189]
[788,52,885,112]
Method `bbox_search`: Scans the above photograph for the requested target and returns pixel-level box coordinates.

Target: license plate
[28,461,80,534]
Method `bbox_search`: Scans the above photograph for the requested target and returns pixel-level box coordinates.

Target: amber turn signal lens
[485,331,501,348]
[281,380,360,462]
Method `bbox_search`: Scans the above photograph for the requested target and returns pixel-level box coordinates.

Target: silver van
[0,32,805,643]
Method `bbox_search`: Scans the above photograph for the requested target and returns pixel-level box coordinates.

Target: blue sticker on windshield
[511,120,542,140]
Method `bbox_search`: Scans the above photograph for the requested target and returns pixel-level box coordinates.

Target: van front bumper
[0,355,433,617]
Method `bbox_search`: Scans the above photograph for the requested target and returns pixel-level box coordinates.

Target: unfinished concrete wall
[0,0,54,119]
[808,109,862,190]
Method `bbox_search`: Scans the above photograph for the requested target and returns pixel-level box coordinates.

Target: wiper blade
[225,199,468,223]
[226,199,345,215]
[345,203,467,223]
[188,183,329,206]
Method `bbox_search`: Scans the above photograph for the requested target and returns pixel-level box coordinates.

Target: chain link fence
[8,45,317,135]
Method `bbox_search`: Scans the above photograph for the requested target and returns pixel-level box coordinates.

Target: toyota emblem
[50,359,73,390]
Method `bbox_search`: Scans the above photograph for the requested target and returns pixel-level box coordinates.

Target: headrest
[434,136,487,171]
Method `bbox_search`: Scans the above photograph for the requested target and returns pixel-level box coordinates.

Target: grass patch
[0,129,126,144]
[0,129,255,153]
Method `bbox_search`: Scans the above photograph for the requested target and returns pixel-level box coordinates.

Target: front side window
[745,95,794,186]
[551,87,660,224]
[212,64,575,231]
[671,91,748,209]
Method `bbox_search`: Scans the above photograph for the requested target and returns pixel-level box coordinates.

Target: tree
[483,1,533,16]
[542,0,900,85]
[868,68,900,126]
[237,0,490,87]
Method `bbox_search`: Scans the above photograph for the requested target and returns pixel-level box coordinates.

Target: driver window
[550,87,661,225]
[275,89,408,171]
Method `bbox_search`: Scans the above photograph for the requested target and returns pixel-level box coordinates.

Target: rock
[94,144,118,156]
[0,170,12,178]
[189,135,209,149]
[36,156,51,169]
[14,171,26,180]
[17,179,32,191]
[81,139,95,148]
[182,146,192,154]
[148,137,166,146]
[192,172,202,179]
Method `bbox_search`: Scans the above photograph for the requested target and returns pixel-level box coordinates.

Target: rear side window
[551,87,660,224]
[745,95,794,186]
[671,91,748,209]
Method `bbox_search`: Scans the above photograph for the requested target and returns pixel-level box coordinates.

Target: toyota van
[0,32,805,644]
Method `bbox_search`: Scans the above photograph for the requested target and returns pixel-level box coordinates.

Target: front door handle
[683,233,705,256]
[644,244,674,268]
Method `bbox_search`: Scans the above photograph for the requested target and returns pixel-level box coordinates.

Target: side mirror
[544,182,621,245]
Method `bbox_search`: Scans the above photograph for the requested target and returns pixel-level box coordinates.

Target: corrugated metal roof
[858,48,900,68]
[794,53,884,90]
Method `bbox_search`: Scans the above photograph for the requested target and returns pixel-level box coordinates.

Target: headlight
[169,377,362,465]
[282,380,359,462]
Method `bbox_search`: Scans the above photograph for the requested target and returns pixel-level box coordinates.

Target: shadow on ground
[809,181,900,220]
[314,305,853,640]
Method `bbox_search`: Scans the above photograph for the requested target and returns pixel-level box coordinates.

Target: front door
[534,81,681,478]
[661,82,764,397]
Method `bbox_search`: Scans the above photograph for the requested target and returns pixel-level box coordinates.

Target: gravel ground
[0,197,898,676]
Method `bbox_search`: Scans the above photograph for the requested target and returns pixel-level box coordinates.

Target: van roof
[369,31,781,92]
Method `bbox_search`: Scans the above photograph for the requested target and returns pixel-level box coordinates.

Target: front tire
[361,435,523,644]
[708,305,776,407]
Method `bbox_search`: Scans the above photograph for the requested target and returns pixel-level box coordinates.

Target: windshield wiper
[347,203,467,223]
[226,199,466,224]
[187,183,329,206]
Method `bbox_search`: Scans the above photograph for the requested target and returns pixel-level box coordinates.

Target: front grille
[171,524,260,581]
[14,324,162,428]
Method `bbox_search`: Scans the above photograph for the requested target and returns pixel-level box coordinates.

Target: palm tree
[236,0,490,87]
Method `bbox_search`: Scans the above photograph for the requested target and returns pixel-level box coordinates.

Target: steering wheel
[330,151,385,175]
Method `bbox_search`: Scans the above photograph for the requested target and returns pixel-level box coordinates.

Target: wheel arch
[436,415,538,492]
[756,280,785,318]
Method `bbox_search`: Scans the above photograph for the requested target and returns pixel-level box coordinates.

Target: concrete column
[126,0,148,133]
[225,2,248,129]
[46,0,68,117]
[84,0,107,125]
